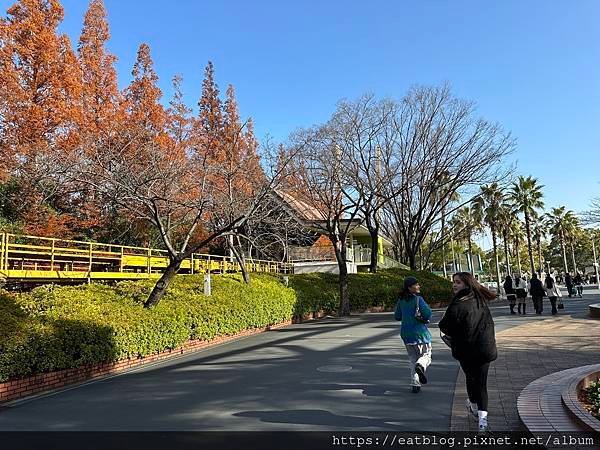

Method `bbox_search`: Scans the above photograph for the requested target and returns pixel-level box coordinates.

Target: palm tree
[473,183,504,294]
[440,190,461,278]
[451,206,483,275]
[545,206,576,274]
[509,220,525,275]
[564,215,581,274]
[496,202,515,276]
[509,176,545,276]
[531,213,546,274]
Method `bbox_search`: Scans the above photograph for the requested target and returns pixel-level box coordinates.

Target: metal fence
[0,233,292,283]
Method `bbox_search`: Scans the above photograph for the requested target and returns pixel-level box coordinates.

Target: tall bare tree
[330,95,403,273]
[383,84,514,269]
[288,112,367,316]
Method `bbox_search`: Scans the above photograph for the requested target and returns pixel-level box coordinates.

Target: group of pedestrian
[503,272,565,315]
[565,272,585,298]
[394,273,496,433]
[393,266,591,433]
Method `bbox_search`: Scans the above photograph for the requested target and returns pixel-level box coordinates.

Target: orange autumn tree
[72,0,122,239]
[0,0,82,236]
[216,85,265,283]
[195,62,266,283]
[78,0,120,135]
[75,52,282,306]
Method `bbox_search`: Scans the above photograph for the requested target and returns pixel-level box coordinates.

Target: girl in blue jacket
[394,276,432,393]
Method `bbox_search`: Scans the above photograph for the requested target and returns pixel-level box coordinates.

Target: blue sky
[3,0,600,215]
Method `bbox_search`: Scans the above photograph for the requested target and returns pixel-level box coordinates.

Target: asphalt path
[0,286,596,432]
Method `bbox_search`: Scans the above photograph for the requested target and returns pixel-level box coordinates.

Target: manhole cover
[316,365,353,373]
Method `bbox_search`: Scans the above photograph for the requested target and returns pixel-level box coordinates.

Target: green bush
[584,380,600,418]
[289,268,452,314]
[0,269,450,382]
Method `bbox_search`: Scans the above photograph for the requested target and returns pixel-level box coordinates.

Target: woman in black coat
[503,275,516,315]
[439,272,497,433]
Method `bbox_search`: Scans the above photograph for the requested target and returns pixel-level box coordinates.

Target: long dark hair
[400,284,417,301]
[545,275,554,289]
[503,275,513,289]
[453,272,496,303]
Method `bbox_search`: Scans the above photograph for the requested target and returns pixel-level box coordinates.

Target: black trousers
[532,295,544,314]
[460,360,490,412]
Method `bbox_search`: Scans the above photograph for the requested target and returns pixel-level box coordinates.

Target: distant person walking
[565,272,574,298]
[528,273,546,315]
[544,275,561,315]
[574,272,584,297]
[439,272,497,433]
[503,275,517,315]
[394,276,432,394]
[514,273,528,314]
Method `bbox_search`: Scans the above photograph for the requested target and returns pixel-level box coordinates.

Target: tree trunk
[467,236,474,275]
[560,232,569,274]
[570,242,577,274]
[441,211,447,278]
[537,236,543,275]
[144,258,183,308]
[228,239,251,284]
[451,237,457,272]
[365,215,379,273]
[503,230,511,277]
[524,212,536,276]
[515,237,522,275]
[408,250,417,271]
[332,237,350,316]
[491,228,501,296]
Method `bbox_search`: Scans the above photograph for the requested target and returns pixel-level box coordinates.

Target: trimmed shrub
[0,269,450,382]
[289,268,452,314]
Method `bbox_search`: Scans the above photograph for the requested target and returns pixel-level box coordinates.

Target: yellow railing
[0,233,292,282]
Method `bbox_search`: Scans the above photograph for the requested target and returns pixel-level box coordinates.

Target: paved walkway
[0,288,598,433]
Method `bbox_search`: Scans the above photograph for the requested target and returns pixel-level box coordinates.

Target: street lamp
[592,237,600,290]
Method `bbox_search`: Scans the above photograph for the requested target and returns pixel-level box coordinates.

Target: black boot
[510,304,516,315]
[523,304,526,314]
[518,303,522,314]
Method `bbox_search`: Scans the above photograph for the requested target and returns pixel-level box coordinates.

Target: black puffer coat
[439,289,497,365]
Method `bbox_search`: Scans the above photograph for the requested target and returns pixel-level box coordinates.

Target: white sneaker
[478,417,488,433]
[465,399,478,419]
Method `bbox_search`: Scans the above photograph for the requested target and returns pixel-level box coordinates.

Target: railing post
[88,242,93,272]
[120,246,124,272]
[0,233,4,271]
[6,234,10,271]
[51,239,55,271]
[147,248,151,274]
[190,253,194,275]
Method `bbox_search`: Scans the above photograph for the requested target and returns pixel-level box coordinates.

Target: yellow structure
[0,233,291,284]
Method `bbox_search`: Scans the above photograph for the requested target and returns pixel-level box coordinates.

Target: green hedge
[290,268,452,314]
[0,269,451,382]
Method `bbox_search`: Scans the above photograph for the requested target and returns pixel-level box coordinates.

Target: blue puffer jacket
[394,294,432,344]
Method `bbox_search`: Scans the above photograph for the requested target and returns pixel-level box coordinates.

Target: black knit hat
[404,276,418,290]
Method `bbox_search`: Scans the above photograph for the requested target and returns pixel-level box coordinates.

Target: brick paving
[450,296,600,432]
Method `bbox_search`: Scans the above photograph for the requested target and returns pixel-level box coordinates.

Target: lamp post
[592,237,600,291]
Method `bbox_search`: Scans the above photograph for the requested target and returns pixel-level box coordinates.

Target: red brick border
[0,320,292,405]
